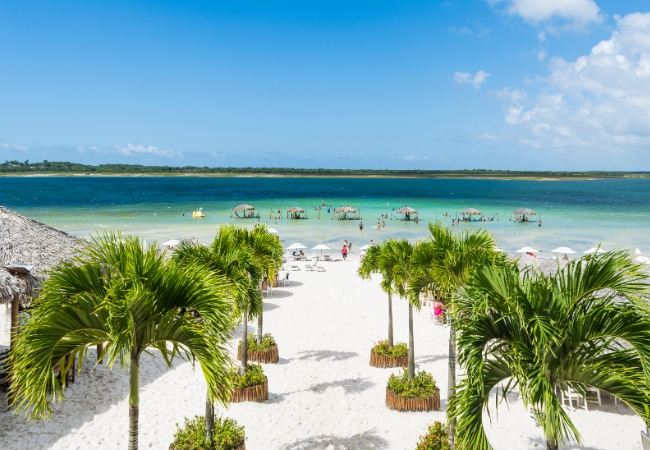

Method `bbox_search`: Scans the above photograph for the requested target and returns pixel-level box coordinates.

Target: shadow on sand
[278,430,389,450]
[297,350,358,362]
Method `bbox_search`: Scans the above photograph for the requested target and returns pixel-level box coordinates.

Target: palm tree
[381,239,417,382]
[409,222,505,447]
[173,225,262,441]
[243,226,284,345]
[357,243,396,347]
[8,233,234,450]
[450,251,650,450]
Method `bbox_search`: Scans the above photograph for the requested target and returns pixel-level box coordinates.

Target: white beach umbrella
[635,248,642,255]
[552,247,576,254]
[584,247,606,254]
[492,247,506,252]
[312,244,331,258]
[267,227,279,234]
[636,256,650,264]
[359,244,370,251]
[287,243,307,250]
[516,247,540,253]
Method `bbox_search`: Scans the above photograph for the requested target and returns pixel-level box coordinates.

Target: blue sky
[1,0,649,170]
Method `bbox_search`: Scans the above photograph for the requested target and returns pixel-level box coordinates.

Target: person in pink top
[341,245,348,260]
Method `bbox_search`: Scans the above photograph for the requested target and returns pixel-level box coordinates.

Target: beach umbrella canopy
[311,244,331,258]
[334,206,356,213]
[396,206,418,214]
[460,207,482,215]
[516,247,540,253]
[162,239,180,247]
[513,208,536,215]
[584,247,606,254]
[552,247,576,254]
[359,244,370,251]
[234,204,255,211]
[287,206,305,213]
[636,256,650,264]
[267,228,279,234]
[635,248,642,255]
[492,247,506,252]
[287,243,307,250]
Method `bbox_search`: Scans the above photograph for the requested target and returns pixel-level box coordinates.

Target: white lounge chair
[316,265,326,272]
[290,263,300,271]
[641,430,650,450]
[323,254,332,261]
[305,264,314,271]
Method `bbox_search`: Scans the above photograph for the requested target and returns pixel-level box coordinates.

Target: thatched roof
[514,208,536,215]
[396,206,417,214]
[0,206,82,303]
[234,204,255,211]
[334,206,356,213]
[460,208,482,215]
[287,206,305,213]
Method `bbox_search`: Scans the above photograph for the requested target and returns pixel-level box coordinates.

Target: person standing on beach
[341,245,348,260]
[348,242,352,252]
[359,222,364,231]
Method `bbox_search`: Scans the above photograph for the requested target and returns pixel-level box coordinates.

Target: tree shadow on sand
[297,350,358,362]
[416,354,447,364]
[279,430,389,450]
[268,290,294,299]
[0,349,190,448]
[309,377,374,394]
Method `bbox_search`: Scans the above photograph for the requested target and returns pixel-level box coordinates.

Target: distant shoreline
[1,161,649,180]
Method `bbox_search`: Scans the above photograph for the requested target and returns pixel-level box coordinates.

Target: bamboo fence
[385,387,440,412]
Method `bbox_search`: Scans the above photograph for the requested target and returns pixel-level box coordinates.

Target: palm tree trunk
[129,353,140,450]
[388,293,393,348]
[546,440,558,450]
[241,310,248,371]
[448,322,457,449]
[257,309,263,345]
[408,302,414,385]
[205,393,214,443]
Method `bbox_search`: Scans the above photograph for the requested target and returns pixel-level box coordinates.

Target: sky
[1,0,649,170]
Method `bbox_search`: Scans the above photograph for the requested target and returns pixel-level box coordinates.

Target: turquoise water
[1,176,649,255]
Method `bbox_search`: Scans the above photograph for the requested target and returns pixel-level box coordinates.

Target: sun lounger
[290,264,300,271]
[316,265,326,272]
[305,264,314,271]
[323,254,332,261]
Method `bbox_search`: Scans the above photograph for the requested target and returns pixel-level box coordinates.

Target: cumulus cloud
[497,13,650,153]
[453,70,490,89]
[392,155,429,162]
[488,0,602,26]
[113,143,183,159]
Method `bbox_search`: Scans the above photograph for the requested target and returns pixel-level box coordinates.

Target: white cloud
[392,155,429,162]
[453,70,490,89]
[472,132,504,141]
[0,142,27,151]
[497,13,650,153]
[113,143,183,159]
[488,0,602,25]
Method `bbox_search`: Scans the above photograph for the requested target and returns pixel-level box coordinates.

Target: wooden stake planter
[171,443,245,450]
[237,345,280,364]
[386,387,440,412]
[369,348,408,368]
[231,378,268,403]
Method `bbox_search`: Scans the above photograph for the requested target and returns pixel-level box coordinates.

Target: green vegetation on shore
[1,160,649,178]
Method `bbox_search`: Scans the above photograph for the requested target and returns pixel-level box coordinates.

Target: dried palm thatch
[0,206,82,304]
[286,207,305,213]
[513,208,536,216]
[334,206,356,213]
[396,206,418,214]
[234,204,255,211]
[460,208,482,215]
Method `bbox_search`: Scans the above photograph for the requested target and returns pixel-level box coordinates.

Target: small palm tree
[358,243,396,347]
[8,233,234,450]
[244,226,283,345]
[450,251,650,450]
[382,239,418,382]
[173,225,262,441]
[409,222,505,446]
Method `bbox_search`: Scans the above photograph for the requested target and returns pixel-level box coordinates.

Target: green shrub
[238,333,276,352]
[170,415,245,450]
[231,363,266,389]
[372,340,408,357]
[387,368,438,398]
[415,422,450,450]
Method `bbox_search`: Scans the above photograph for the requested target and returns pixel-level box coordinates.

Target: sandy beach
[0,253,646,449]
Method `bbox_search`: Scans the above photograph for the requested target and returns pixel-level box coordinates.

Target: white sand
[0,255,645,449]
